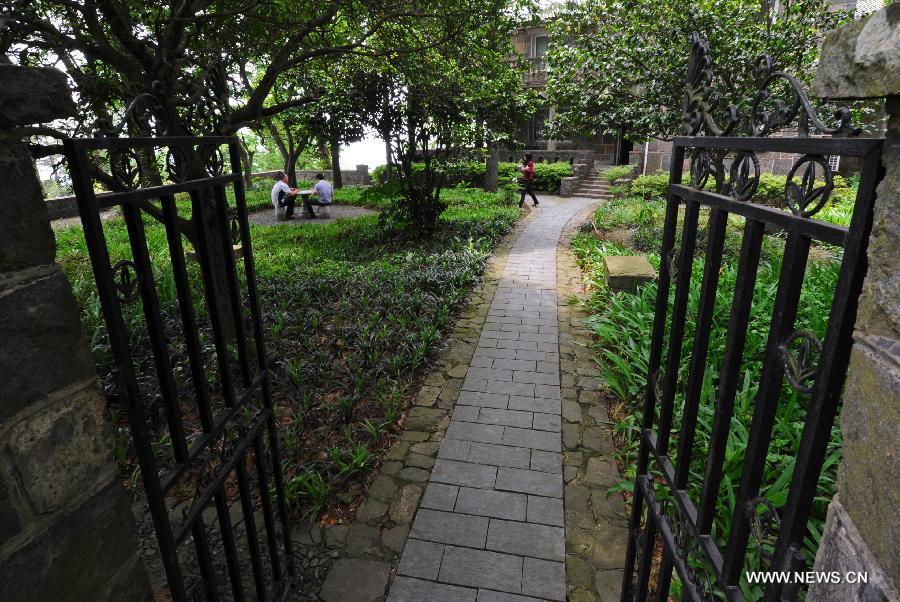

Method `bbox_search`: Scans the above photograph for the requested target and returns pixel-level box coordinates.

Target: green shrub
[602,165,635,183]
[630,173,671,199]
[373,160,572,192]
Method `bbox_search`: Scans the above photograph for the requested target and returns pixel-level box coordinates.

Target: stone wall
[807,6,900,601]
[0,65,150,601]
[252,164,372,187]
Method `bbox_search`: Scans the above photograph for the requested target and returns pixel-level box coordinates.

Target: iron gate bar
[190,185,270,601]
[669,185,848,246]
[158,372,266,493]
[63,135,295,601]
[93,174,240,209]
[229,138,296,589]
[64,139,189,599]
[621,143,686,602]
[697,218,766,535]
[763,145,884,601]
[674,207,728,488]
[721,230,812,583]
[671,136,880,156]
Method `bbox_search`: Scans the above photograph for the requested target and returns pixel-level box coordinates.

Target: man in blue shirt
[303,172,333,218]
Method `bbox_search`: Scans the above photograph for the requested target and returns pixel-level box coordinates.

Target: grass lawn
[55,184,519,521]
[572,174,856,600]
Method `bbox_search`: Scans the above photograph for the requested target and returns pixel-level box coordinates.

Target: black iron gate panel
[621,36,884,601]
[63,136,294,601]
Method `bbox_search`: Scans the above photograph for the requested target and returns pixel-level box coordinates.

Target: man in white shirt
[271,171,299,220]
[303,172,334,218]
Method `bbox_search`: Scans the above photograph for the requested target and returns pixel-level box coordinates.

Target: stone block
[486,519,565,561]
[409,509,489,548]
[0,482,149,602]
[438,545,523,593]
[811,5,900,99]
[495,467,563,498]
[421,483,459,511]
[810,498,898,601]
[0,65,76,127]
[320,559,391,602]
[431,459,498,489]
[530,450,562,474]
[388,576,477,602]
[502,426,561,452]
[454,487,527,521]
[527,495,564,527]
[603,255,656,293]
[837,338,900,580]
[522,557,566,601]
[397,538,444,580]
[0,268,98,423]
[467,442,531,469]
[6,387,113,513]
[0,140,58,272]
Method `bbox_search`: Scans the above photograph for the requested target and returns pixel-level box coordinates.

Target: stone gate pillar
[0,65,151,600]
[808,6,900,601]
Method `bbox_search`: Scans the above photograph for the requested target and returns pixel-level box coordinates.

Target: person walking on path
[518,153,539,207]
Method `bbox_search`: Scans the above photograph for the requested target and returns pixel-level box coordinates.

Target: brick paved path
[389,196,598,602]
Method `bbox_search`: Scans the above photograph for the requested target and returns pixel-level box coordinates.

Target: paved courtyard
[388,196,599,601]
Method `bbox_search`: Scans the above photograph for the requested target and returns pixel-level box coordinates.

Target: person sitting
[271,171,299,220]
[304,172,334,218]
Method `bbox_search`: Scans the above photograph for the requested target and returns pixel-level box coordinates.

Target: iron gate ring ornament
[729,151,760,202]
[111,259,140,303]
[785,155,835,218]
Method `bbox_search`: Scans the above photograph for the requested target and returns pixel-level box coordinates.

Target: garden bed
[55,185,520,523]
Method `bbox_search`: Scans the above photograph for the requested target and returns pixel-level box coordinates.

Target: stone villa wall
[808,6,899,601]
[0,65,150,600]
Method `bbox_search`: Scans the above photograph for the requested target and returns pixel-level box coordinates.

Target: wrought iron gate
[63,136,294,601]
[621,35,884,601]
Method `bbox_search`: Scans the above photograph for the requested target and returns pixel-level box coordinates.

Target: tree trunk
[329,126,342,188]
[237,137,253,187]
[485,143,499,192]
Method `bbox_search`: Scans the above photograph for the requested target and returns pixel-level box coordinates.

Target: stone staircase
[573,171,613,200]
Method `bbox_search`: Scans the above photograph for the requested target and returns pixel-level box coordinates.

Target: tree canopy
[544,0,846,142]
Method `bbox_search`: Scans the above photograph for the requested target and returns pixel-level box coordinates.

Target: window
[827,154,840,172]
[533,107,550,141]
[533,35,549,58]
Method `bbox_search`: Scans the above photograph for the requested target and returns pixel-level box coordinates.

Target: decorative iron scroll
[680,33,739,137]
[779,330,823,394]
[748,497,782,564]
[680,33,860,139]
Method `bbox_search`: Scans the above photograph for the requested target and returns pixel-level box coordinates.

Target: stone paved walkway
[388,196,598,602]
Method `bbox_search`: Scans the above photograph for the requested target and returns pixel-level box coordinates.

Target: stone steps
[574,174,613,199]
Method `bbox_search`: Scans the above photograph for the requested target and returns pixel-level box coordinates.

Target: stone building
[508,24,623,166]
